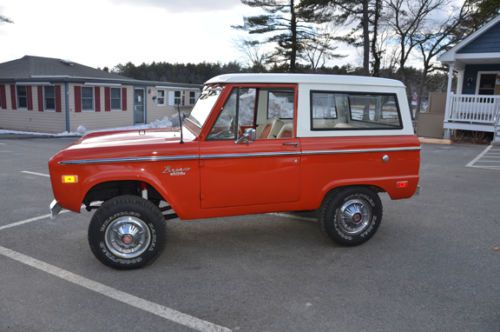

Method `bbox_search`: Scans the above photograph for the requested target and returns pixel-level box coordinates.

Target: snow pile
[0,116,179,137]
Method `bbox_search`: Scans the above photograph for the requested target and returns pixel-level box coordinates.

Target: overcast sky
[0,0,366,70]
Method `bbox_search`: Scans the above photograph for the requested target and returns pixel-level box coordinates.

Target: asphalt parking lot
[0,138,499,332]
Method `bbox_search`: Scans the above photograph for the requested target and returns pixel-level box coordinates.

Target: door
[134,88,145,124]
[199,86,301,209]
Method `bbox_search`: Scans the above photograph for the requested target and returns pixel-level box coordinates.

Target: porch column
[443,63,455,139]
[456,70,464,95]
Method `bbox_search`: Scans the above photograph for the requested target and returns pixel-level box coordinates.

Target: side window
[238,88,256,127]
[267,90,294,119]
[310,91,402,130]
[208,88,257,140]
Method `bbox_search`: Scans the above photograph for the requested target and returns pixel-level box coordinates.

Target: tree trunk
[290,0,297,73]
[415,64,430,122]
[371,0,382,76]
[362,0,370,75]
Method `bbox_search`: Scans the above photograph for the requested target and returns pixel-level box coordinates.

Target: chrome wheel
[337,198,372,235]
[104,216,151,259]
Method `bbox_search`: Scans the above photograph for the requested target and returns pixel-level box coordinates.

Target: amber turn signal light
[62,175,78,184]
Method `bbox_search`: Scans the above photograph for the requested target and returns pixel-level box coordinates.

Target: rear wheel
[88,195,166,269]
[320,187,382,246]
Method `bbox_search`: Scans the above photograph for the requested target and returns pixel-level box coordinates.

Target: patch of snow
[0,116,179,137]
[76,125,87,135]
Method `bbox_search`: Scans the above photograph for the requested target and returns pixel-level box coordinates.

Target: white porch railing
[445,94,500,125]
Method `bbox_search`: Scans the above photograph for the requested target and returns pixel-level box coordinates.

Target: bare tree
[0,15,13,24]
[299,28,345,70]
[414,3,471,117]
[235,38,269,71]
[384,0,446,83]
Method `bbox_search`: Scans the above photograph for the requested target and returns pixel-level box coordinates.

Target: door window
[207,88,256,140]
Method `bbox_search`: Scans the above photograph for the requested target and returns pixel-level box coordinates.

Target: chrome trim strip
[59,147,420,165]
[59,155,199,165]
[200,151,301,159]
[301,146,421,155]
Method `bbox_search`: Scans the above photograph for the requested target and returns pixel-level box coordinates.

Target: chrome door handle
[282,142,299,147]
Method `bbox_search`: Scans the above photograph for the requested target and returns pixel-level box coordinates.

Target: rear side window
[310,91,402,130]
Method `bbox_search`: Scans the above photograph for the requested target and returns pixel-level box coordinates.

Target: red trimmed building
[0,55,200,133]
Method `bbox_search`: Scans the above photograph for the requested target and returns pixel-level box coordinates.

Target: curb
[418,137,452,145]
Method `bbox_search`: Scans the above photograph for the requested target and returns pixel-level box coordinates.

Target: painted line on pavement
[0,245,231,332]
[21,170,50,178]
[466,145,492,168]
[270,212,317,222]
[0,211,69,232]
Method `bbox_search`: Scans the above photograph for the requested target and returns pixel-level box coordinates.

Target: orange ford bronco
[49,74,420,269]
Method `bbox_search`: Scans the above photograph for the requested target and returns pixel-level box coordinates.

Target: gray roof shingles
[0,55,130,80]
[0,55,200,88]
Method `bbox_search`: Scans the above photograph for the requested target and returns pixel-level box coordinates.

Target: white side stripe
[0,245,232,332]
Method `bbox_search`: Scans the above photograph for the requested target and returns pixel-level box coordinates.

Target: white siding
[69,84,134,131]
[0,83,66,133]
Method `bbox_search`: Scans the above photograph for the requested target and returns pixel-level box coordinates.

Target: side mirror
[236,128,256,144]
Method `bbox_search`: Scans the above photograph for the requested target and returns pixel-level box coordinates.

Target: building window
[157,90,165,105]
[44,86,55,111]
[189,91,196,105]
[81,87,94,111]
[477,73,497,95]
[17,85,28,109]
[111,88,121,110]
[174,91,182,105]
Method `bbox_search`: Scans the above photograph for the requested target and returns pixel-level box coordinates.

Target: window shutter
[74,86,81,113]
[168,91,174,106]
[104,87,111,111]
[0,85,6,109]
[10,84,16,110]
[94,87,101,112]
[55,85,62,113]
[121,87,127,111]
[37,86,43,112]
[27,86,33,110]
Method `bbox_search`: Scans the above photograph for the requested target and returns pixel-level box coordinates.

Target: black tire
[88,195,166,269]
[320,187,383,246]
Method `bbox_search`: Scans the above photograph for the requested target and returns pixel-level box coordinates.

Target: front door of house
[134,88,145,124]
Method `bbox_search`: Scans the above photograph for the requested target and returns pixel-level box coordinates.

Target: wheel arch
[320,182,386,206]
[82,178,177,212]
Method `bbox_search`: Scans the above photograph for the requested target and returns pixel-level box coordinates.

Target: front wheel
[88,195,166,269]
[320,187,383,246]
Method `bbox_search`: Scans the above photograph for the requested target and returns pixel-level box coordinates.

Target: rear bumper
[50,199,62,219]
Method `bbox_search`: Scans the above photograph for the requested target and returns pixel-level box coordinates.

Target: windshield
[186,85,223,128]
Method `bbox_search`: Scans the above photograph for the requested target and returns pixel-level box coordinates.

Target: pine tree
[233,0,325,72]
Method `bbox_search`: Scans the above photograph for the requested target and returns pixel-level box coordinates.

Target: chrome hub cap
[104,216,151,259]
[338,198,372,235]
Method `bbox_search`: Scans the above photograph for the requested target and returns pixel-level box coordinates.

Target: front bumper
[50,199,62,219]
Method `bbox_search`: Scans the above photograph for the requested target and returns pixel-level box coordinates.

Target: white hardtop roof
[205,73,405,88]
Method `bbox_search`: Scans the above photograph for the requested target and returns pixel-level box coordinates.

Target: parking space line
[0,213,63,232]
[270,212,317,222]
[21,170,50,178]
[0,245,231,332]
[466,145,492,167]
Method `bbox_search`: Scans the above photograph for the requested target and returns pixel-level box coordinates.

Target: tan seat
[276,123,293,138]
[257,118,285,139]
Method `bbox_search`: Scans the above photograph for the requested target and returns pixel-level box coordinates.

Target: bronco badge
[162,166,191,176]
